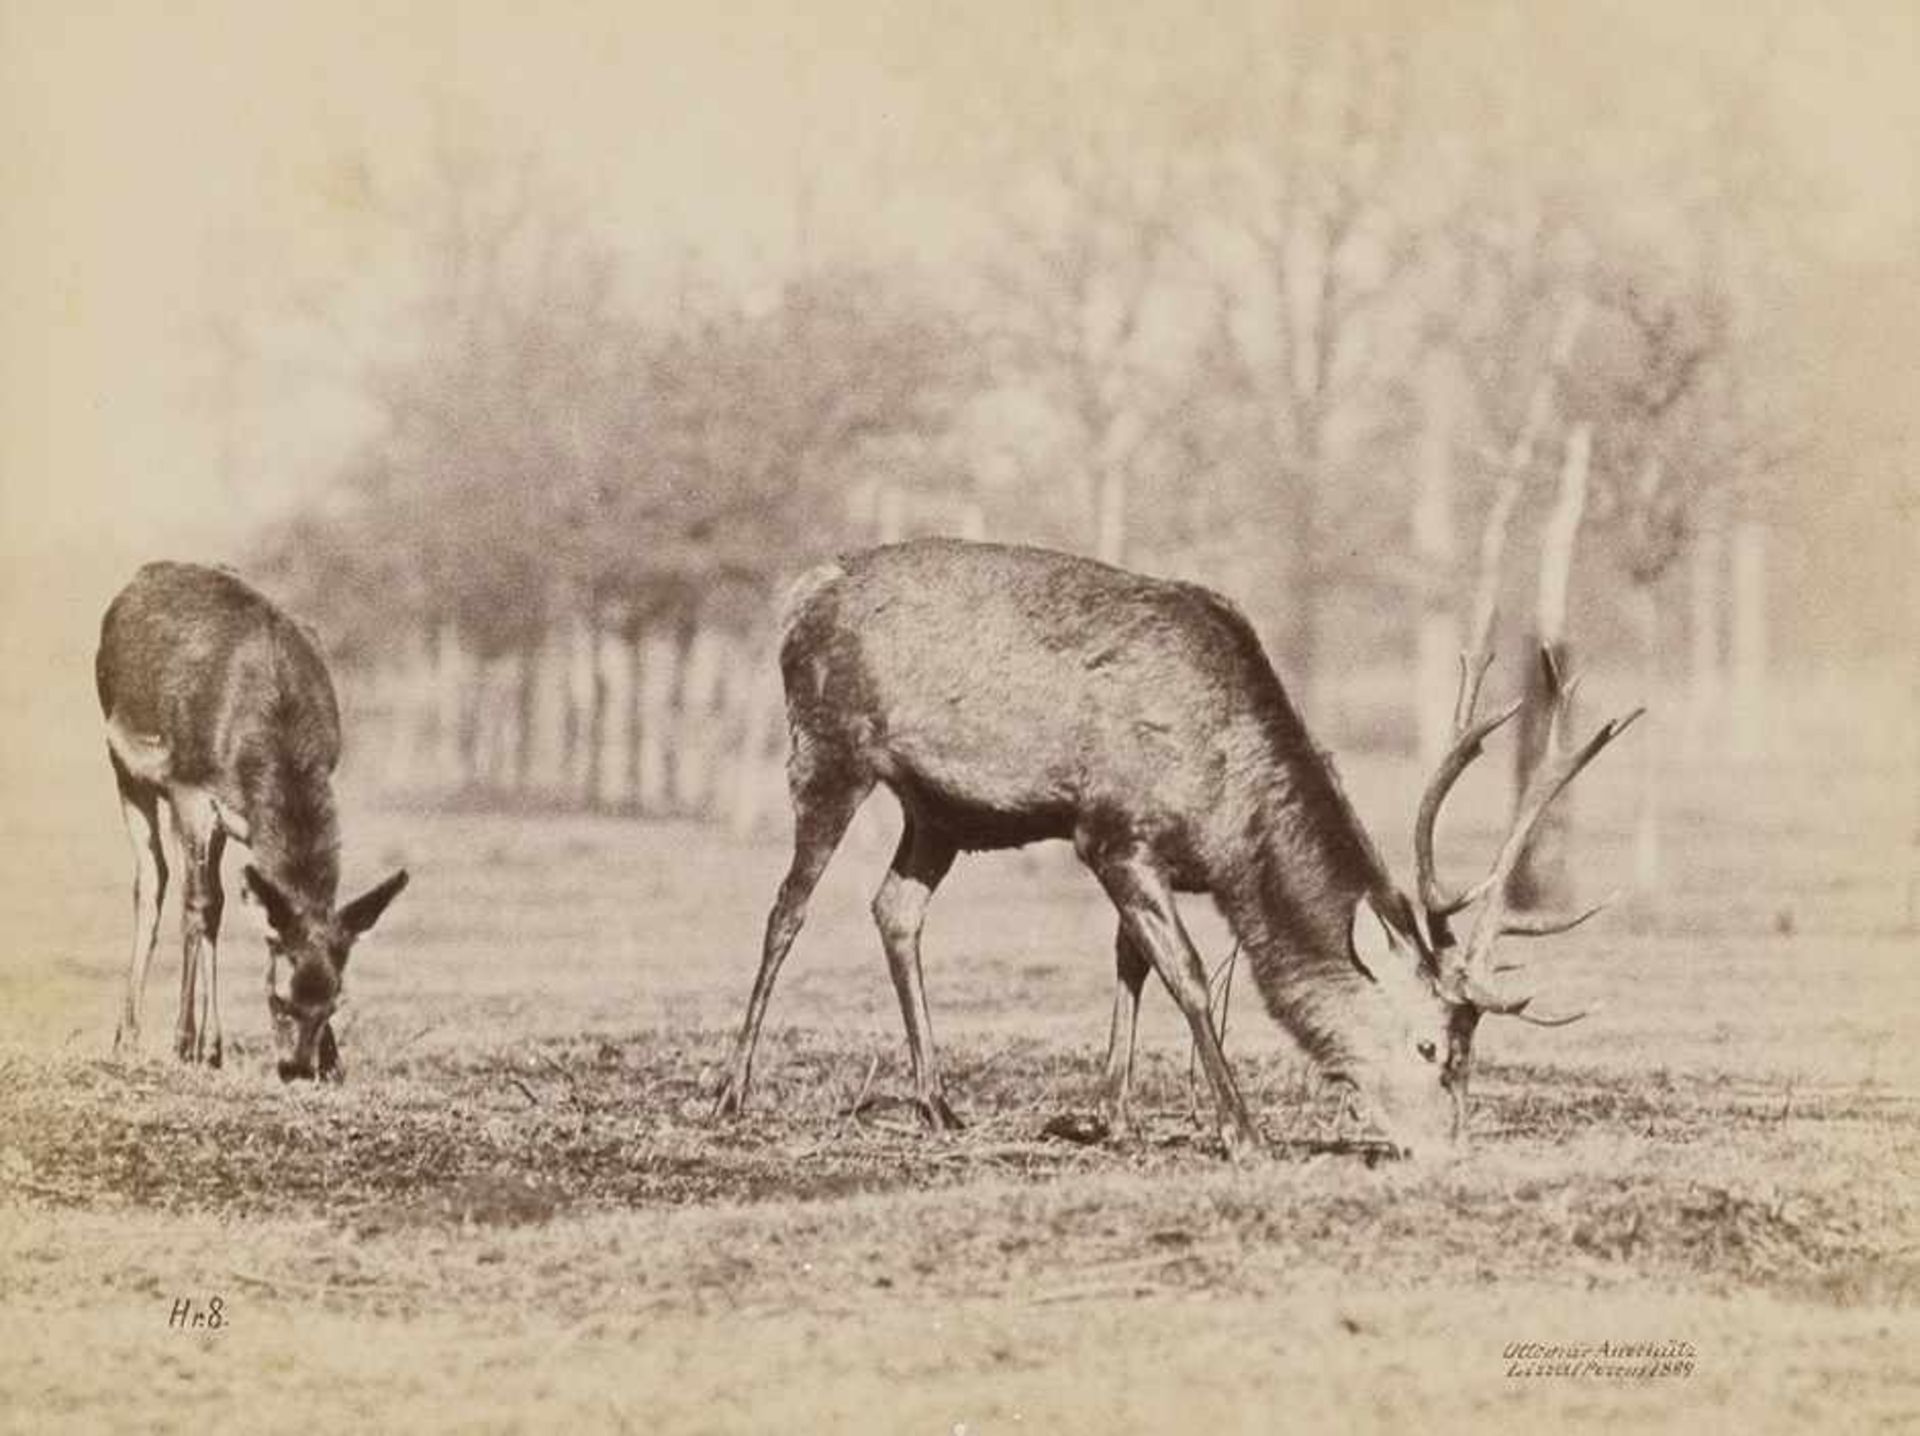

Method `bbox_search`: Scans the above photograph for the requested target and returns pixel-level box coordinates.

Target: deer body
[717,540,1465,1153]
[96,562,407,1080]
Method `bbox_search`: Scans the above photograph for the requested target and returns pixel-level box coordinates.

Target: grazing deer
[96,562,409,1081]
[714,539,1638,1156]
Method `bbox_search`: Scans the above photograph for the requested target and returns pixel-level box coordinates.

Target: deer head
[1410,648,1643,1136]
[244,866,409,1082]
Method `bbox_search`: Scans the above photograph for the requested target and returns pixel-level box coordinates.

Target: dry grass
[2,723,1918,1432]
[3,1038,1915,1296]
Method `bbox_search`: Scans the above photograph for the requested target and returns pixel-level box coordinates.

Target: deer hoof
[1219,1121,1261,1163]
[919,1094,965,1133]
[1041,1112,1110,1146]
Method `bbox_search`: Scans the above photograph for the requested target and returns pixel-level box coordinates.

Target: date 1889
[167,1296,227,1332]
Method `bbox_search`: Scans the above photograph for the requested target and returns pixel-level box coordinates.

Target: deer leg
[317,1024,343,1084]
[174,890,199,1062]
[1088,848,1258,1158]
[715,749,873,1119]
[198,828,226,1068]
[171,792,225,1066]
[1099,926,1151,1140]
[111,762,167,1056]
[872,816,960,1132]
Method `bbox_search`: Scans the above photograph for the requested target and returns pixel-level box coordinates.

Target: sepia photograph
[1,1,1915,1430]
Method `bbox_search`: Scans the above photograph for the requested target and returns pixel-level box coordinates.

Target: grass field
[2,701,1917,1432]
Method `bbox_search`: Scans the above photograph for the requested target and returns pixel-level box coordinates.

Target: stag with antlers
[714,540,1640,1155]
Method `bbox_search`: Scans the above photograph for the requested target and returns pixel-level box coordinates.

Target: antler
[1447,653,1645,1018]
[1415,646,1644,1022]
[1413,650,1520,918]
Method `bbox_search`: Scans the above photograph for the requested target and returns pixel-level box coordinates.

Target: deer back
[783,541,1396,906]
[97,562,344,906]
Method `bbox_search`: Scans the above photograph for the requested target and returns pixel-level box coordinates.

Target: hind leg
[1085,842,1258,1158]
[111,760,168,1055]
[1099,926,1151,1139]
[873,814,960,1131]
[715,743,873,1118]
[171,790,226,1066]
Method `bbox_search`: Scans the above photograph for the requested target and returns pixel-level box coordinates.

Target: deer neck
[1210,744,1399,1069]
[236,741,341,917]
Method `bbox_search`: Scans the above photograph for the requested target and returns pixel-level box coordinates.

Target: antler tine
[1453,647,1495,735]
[1479,706,1646,910]
[1413,689,1523,918]
[1538,643,1565,701]
[1446,697,1644,1018]
[1453,972,1592,1026]
[1508,1004,1591,1028]
[1499,889,1619,938]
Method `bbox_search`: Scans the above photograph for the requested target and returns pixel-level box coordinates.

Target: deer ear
[339,869,409,937]
[243,865,300,936]
[1348,895,1399,981]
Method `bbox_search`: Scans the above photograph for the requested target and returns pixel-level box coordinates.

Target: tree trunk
[559,613,584,794]
[1507,637,1573,911]
[730,635,786,837]
[514,641,540,792]
[1534,422,1590,653]
[1508,421,1592,911]
[705,634,750,823]
[1629,580,1663,898]
[1462,293,1591,688]
[664,609,702,814]
[385,628,433,793]
[456,654,485,792]
[1684,521,1725,759]
[475,657,505,789]
[624,622,648,816]
[429,620,464,790]
[1412,353,1460,769]
[583,616,609,812]
[1729,518,1769,761]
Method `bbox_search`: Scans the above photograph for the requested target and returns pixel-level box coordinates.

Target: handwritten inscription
[1503,1340,1695,1379]
[167,1296,227,1332]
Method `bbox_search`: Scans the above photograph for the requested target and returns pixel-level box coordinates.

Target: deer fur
[96,561,407,1080]
[715,539,1458,1155]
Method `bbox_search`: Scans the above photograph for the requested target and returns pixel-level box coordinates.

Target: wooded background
[7,1,1911,908]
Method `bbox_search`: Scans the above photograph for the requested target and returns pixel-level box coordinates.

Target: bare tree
[249,139,665,804]
[642,261,975,816]
[1436,199,1595,769]
[1205,25,1430,703]
[978,135,1192,568]
[1580,263,1735,896]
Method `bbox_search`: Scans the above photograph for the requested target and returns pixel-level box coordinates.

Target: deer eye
[1416,1041,1438,1064]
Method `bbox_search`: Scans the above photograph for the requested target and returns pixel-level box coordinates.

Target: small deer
[714,539,1638,1156]
[96,562,409,1081]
